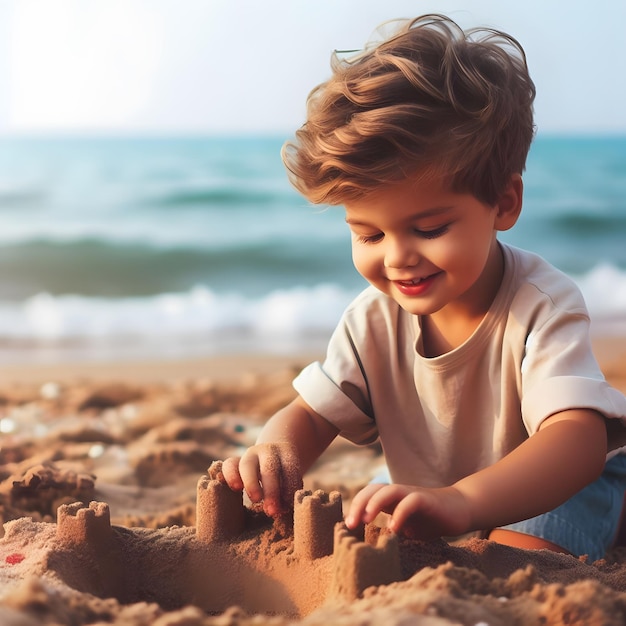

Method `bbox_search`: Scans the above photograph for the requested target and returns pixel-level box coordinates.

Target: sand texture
[2,349,626,625]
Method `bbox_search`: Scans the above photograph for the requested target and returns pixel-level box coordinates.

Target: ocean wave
[549,213,626,234]
[0,238,357,300]
[150,185,294,208]
[0,284,356,346]
[575,264,626,316]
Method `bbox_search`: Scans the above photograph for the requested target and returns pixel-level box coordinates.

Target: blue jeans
[499,453,626,562]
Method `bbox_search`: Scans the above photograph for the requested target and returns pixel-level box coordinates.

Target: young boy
[222,14,626,561]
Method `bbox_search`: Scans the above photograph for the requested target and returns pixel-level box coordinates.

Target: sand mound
[2,364,626,624]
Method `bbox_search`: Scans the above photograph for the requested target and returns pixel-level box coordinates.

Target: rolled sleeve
[517,298,626,447]
[522,376,626,452]
[522,375,626,441]
[293,361,378,445]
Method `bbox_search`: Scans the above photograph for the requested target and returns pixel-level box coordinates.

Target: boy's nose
[383,236,420,269]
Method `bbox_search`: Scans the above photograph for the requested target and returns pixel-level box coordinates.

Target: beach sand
[1,336,626,625]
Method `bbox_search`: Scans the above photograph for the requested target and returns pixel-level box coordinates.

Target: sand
[2,337,626,625]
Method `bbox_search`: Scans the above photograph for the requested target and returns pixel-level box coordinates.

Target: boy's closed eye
[355,232,384,244]
[413,224,450,239]
[354,224,450,244]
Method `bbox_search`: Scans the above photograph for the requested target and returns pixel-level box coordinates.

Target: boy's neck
[420,314,487,357]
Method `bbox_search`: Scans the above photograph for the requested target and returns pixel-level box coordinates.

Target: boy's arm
[222,396,339,517]
[455,408,607,530]
[347,409,607,538]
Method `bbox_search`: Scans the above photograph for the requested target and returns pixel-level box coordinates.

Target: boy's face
[344,176,509,321]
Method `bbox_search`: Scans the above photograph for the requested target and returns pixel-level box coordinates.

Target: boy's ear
[494,174,523,232]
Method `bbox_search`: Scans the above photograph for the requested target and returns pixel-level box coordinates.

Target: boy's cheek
[351,248,378,277]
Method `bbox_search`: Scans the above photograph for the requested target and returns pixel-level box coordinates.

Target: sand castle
[195,460,403,603]
[5,460,626,624]
[6,460,404,619]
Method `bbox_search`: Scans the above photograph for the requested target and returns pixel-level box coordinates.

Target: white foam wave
[574,264,626,335]
[0,263,624,362]
[575,264,626,315]
[0,284,358,361]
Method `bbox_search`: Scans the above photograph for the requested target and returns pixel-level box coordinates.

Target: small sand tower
[196,460,245,543]
[293,489,343,559]
[330,522,402,601]
[56,501,112,545]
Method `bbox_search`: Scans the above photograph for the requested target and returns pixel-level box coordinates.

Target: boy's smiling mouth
[392,272,441,296]
[397,278,426,286]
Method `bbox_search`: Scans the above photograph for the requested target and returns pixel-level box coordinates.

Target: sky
[1,0,625,137]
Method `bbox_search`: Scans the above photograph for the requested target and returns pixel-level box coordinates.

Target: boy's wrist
[450,479,493,533]
[443,485,476,535]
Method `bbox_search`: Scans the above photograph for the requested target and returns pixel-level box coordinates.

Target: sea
[1,134,625,364]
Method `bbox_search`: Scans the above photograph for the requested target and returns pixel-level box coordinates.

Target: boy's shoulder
[504,244,588,315]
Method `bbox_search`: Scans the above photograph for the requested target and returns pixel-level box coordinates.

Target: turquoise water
[0,135,625,361]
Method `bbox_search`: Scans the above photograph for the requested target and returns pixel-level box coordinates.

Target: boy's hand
[345,483,472,540]
[221,442,303,518]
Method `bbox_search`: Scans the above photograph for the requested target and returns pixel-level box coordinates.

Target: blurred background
[0,0,625,365]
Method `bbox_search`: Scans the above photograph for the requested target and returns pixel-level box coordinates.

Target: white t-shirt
[294,244,626,487]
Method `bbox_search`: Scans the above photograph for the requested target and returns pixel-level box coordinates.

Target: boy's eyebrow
[345,205,455,225]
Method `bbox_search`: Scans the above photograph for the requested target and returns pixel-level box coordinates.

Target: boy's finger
[345,483,386,528]
[220,457,244,491]
[238,451,263,503]
[388,492,428,533]
[361,485,406,524]
[258,449,282,516]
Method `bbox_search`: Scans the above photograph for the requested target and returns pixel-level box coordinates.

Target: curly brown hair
[282,14,536,206]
